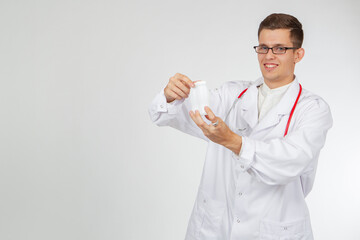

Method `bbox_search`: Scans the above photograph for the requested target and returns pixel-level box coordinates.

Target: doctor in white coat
[148,13,332,240]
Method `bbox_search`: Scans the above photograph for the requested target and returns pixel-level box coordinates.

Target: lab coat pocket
[259,218,308,240]
[192,190,226,239]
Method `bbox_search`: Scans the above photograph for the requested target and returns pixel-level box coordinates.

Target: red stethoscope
[226,83,302,137]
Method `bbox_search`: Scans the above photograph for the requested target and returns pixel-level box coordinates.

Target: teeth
[265,64,277,68]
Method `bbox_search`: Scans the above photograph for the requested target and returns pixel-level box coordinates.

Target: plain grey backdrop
[1,0,359,239]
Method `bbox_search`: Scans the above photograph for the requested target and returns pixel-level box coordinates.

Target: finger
[171,84,188,99]
[175,73,195,88]
[174,80,191,96]
[194,110,210,131]
[204,106,216,122]
[166,81,187,99]
[189,110,204,129]
[189,110,198,125]
[167,88,182,100]
[189,110,202,126]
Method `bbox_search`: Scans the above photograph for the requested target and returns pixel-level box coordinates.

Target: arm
[233,98,333,185]
[190,97,333,186]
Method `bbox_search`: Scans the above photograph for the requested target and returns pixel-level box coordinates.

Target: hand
[189,106,242,154]
[164,73,195,103]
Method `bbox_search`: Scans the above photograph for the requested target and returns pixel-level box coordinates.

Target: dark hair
[258,13,304,48]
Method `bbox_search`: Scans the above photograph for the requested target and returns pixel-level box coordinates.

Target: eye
[260,46,268,50]
[275,46,286,52]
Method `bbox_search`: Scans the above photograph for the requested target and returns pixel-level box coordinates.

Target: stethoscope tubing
[223,84,302,137]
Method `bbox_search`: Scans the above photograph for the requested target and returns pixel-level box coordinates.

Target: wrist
[225,132,242,155]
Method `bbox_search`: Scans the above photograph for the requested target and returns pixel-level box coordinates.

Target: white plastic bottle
[189,81,209,115]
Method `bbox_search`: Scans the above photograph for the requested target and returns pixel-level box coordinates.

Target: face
[257,29,304,87]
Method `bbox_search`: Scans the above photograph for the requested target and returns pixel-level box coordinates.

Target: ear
[294,48,305,64]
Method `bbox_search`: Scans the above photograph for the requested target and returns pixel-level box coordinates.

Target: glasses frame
[253,45,299,54]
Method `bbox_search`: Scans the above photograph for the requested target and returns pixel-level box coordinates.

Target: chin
[261,72,278,81]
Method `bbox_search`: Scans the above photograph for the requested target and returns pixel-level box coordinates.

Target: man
[148,13,332,240]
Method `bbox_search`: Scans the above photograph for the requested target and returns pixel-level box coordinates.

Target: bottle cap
[194,81,206,86]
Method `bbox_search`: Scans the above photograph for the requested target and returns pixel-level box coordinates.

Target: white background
[0,0,359,239]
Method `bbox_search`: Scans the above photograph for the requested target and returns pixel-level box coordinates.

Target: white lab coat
[148,77,332,240]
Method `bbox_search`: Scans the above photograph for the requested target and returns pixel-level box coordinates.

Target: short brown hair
[258,13,304,48]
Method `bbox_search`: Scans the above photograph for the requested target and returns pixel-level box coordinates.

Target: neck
[264,75,295,89]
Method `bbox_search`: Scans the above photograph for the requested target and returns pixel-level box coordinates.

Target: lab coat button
[160,104,164,109]
[240,165,244,169]
[238,192,243,196]
[284,226,288,230]
[203,199,206,203]
[237,219,240,223]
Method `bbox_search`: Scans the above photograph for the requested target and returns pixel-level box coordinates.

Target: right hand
[164,73,195,103]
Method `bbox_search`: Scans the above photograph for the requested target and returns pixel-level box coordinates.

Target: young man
[148,13,332,240]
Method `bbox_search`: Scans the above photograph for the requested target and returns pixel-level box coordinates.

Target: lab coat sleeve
[232,97,333,185]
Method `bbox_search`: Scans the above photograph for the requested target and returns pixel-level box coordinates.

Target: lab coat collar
[239,77,301,132]
[254,77,301,133]
[273,77,301,115]
[239,78,263,129]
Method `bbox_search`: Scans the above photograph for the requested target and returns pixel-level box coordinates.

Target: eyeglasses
[253,46,299,54]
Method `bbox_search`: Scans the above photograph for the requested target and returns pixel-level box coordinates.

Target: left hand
[189,106,238,148]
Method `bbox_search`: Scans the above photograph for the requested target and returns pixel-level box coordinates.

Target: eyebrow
[258,43,288,47]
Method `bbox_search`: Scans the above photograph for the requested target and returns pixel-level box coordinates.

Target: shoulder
[299,87,331,111]
[296,87,332,126]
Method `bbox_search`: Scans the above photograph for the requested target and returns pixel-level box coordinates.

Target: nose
[265,49,276,60]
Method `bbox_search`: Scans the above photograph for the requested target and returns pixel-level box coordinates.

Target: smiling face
[258,29,304,88]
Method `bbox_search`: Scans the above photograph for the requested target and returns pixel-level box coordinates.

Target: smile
[264,63,278,71]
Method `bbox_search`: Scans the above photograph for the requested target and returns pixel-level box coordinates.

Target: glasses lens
[273,47,286,54]
[256,46,268,54]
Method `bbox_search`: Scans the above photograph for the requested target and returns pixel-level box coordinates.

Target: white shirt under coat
[258,81,292,122]
[148,77,332,240]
